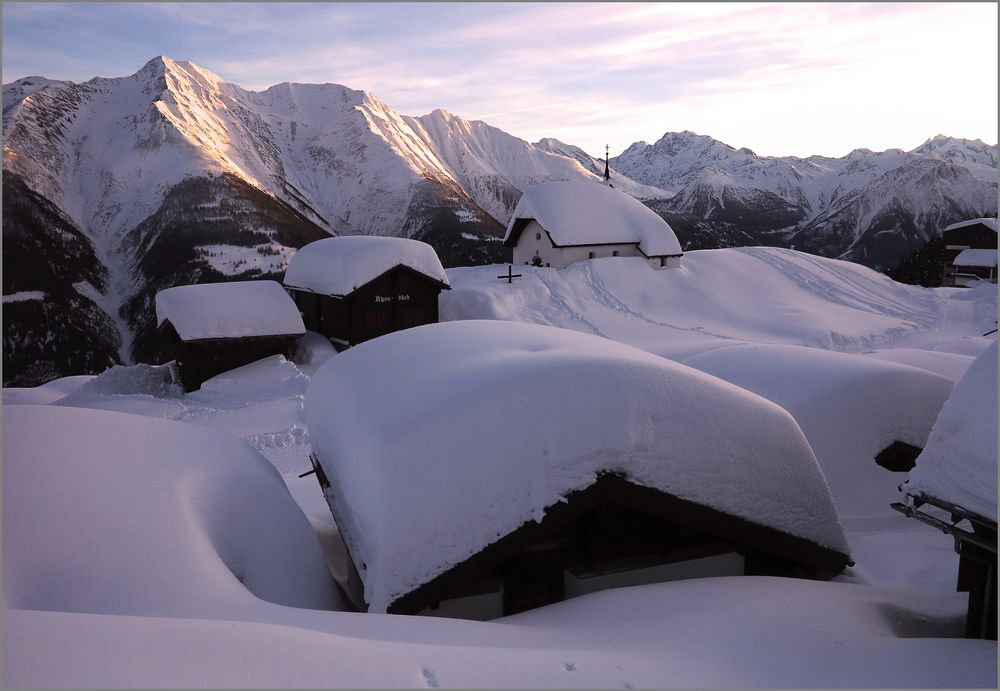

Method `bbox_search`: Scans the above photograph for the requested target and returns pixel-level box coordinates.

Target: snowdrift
[442,248,959,359]
[5,577,993,689]
[306,320,849,612]
[2,405,342,617]
[684,344,955,518]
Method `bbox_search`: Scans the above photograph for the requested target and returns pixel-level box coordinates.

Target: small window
[545,263,550,267]
[660,257,666,268]
[612,250,619,257]
[535,232,541,241]
[588,251,596,259]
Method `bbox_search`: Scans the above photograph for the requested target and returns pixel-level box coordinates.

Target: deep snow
[307,320,847,612]
[3,247,996,687]
[683,343,954,518]
[156,279,305,341]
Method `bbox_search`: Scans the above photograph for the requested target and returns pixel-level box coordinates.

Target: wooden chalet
[155,280,305,392]
[892,341,998,640]
[283,236,450,349]
[312,463,850,617]
[940,218,998,287]
[303,320,852,620]
[894,491,997,639]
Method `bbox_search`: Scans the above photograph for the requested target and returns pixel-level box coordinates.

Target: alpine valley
[3,56,997,385]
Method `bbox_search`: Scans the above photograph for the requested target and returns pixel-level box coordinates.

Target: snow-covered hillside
[443,249,995,359]
[4,248,996,686]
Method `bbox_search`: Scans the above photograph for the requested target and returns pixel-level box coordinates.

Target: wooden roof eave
[157,317,304,344]
[383,472,851,615]
[285,263,451,298]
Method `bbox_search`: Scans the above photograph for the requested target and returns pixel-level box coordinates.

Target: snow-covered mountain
[3,55,996,386]
[613,131,997,264]
[2,57,659,384]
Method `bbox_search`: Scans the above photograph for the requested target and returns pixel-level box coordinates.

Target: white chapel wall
[512,220,642,269]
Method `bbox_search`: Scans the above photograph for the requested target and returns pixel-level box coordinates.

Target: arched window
[612,250,619,257]
[588,251,596,259]
[535,232,541,241]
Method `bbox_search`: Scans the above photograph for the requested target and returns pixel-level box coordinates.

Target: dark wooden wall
[160,322,300,391]
[942,225,998,250]
[291,266,444,347]
[382,473,850,616]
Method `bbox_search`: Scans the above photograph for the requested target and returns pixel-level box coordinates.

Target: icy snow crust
[155,279,305,341]
[283,236,450,296]
[904,341,998,522]
[503,181,683,256]
[306,320,849,613]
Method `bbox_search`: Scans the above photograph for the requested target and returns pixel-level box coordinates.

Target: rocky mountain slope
[3,56,996,385]
[613,131,997,265]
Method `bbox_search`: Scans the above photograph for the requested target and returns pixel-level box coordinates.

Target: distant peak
[534,137,575,150]
[139,55,170,76]
[663,130,704,139]
[911,134,991,154]
[135,56,225,87]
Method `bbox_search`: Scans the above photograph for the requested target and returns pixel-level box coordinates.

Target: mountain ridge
[3,56,997,386]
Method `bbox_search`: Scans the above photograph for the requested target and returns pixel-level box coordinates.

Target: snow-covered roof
[503,181,682,257]
[952,248,997,267]
[155,280,305,341]
[305,320,848,613]
[683,343,954,519]
[283,236,450,296]
[943,217,997,233]
[903,341,998,522]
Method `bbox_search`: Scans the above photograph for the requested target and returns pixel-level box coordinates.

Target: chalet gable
[283,236,450,298]
[154,280,305,391]
[284,237,450,348]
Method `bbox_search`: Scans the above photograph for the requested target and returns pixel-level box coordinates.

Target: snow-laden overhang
[305,320,849,613]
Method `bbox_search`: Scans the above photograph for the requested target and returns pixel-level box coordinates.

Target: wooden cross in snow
[497,265,523,284]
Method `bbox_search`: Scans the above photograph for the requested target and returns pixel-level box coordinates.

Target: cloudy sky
[3,2,996,158]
